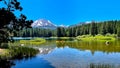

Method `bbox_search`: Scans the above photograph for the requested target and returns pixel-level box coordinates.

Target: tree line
[16,28,56,37]
[16,20,120,37]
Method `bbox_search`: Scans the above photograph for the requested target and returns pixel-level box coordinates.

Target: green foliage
[117,25,120,37]
[0,46,39,59]
[16,20,120,38]
[16,28,56,37]
[57,27,66,37]
[0,49,10,58]
[90,22,97,36]
[9,46,39,59]
[0,43,9,48]
[0,0,22,11]
[76,34,116,42]
[105,33,111,37]
[0,0,33,45]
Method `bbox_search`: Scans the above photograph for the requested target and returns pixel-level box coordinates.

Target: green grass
[0,38,42,59]
[0,46,39,59]
[20,38,46,45]
[9,46,39,59]
[76,34,116,42]
[0,49,10,58]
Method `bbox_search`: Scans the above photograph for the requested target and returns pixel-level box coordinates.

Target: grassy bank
[76,34,116,42]
[0,45,39,59]
[20,38,46,45]
[0,49,10,58]
[9,46,39,59]
[0,38,45,58]
[0,46,39,68]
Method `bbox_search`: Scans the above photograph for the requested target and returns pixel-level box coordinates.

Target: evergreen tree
[90,22,97,36]
[117,23,120,37]
[0,0,33,44]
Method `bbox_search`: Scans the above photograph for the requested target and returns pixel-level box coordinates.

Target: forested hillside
[16,20,120,37]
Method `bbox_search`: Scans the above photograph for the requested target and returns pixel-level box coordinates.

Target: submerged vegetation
[20,38,46,45]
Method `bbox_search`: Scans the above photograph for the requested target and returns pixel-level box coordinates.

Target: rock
[106,41,109,45]
[20,44,24,46]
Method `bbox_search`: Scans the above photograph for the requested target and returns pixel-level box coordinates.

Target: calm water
[11,40,120,68]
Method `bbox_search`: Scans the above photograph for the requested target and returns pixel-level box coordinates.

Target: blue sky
[9,0,120,25]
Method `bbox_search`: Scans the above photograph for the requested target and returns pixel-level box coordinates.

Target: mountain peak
[32,19,69,29]
[31,19,57,29]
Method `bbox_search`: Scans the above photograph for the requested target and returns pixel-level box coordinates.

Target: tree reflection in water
[0,59,15,68]
[0,55,36,68]
[90,63,115,68]
[56,40,120,55]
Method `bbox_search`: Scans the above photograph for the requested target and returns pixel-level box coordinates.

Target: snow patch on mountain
[58,24,69,28]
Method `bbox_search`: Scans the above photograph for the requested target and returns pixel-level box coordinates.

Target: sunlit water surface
[12,40,120,68]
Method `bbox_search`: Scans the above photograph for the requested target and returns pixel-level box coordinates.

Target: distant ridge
[69,21,92,27]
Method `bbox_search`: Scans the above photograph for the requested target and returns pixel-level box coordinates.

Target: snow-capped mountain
[31,19,57,29]
[31,19,68,29]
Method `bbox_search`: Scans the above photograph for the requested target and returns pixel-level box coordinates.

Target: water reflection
[37,40,120,68]
[39,47,120,68]
[56,40,120,54]
[12,57,55,68]
[0,55,36,68]
[0,59,15,68]
[39,48,55,54]
[1,40,120,68]
[89,63,114,68]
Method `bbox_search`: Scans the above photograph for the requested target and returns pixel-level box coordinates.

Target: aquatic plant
[76,34,116,42]
[20,38,46,45]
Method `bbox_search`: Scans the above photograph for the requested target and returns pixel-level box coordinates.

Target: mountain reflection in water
[1,40,120,68]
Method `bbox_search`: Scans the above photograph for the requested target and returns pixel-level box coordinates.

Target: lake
[9,39,120,68]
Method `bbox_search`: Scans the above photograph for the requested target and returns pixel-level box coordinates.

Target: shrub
[0,43,9,48]
[105,33,111,37]
[9,46,39,59]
